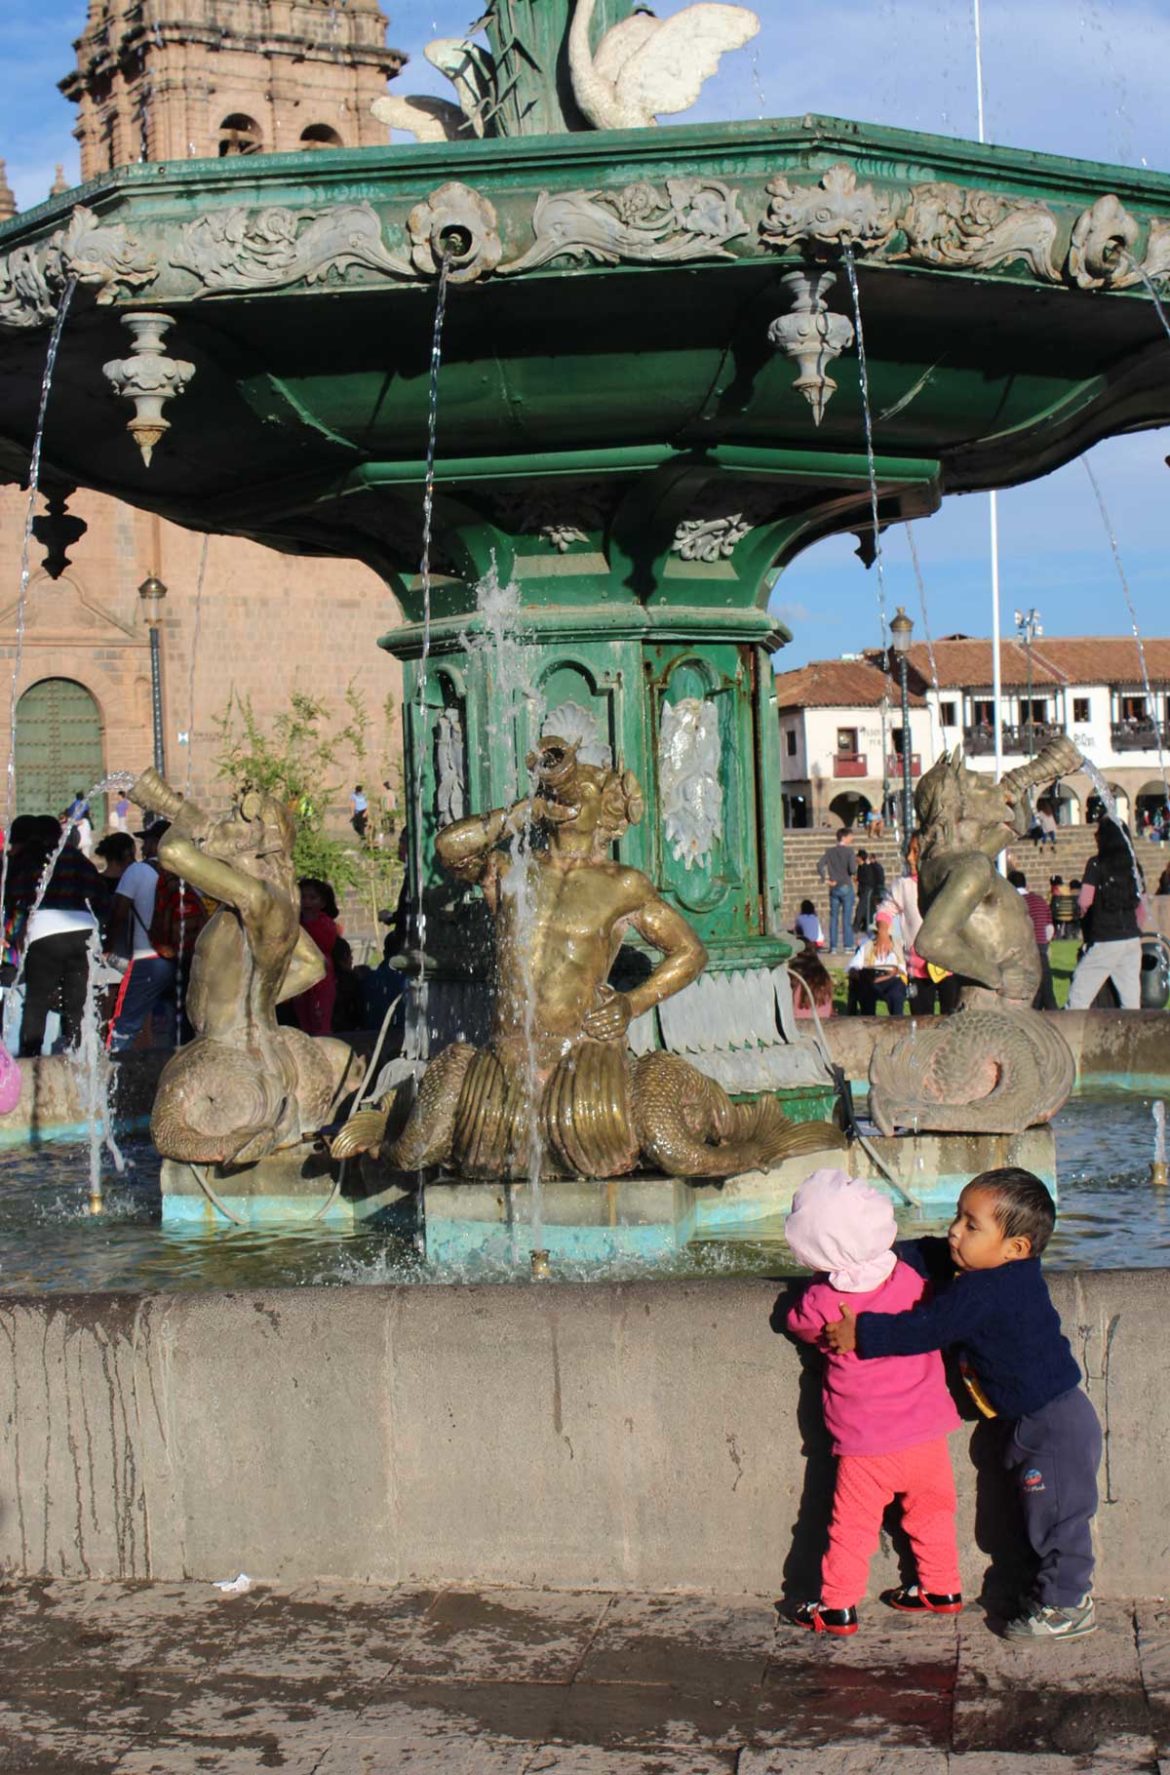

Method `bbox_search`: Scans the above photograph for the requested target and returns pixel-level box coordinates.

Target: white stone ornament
[102,311,194,467]
[542,702,613,769]
[897,182,1061,281]
[568,0,759,131]
[1068,194,1141,290]
[671,514,750,561]
[435,708,467,828]
[659,697,723,870]
[761,164,900,255]
[767,269,855,425]
[407,183,501,284]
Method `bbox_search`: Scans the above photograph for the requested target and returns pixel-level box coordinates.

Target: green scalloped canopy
[1,114,1169,619]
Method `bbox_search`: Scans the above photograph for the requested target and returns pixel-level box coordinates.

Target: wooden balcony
[832,753,868,778]
[962,722,1064,755]
[1111,720,1170,752]
[885,753,922,777]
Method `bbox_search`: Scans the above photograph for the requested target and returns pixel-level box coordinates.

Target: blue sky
[2,0,1170,668]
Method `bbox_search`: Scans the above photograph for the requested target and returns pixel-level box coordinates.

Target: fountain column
[382,449,938,1092]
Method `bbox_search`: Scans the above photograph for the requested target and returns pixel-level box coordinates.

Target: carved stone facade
[60,0,405,174]
[0,485,400,818]
[0,0,406,824]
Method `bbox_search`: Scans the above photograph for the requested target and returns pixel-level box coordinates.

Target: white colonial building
[776,634,1170,831]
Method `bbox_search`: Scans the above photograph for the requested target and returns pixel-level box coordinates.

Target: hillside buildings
[776,634,1170,830]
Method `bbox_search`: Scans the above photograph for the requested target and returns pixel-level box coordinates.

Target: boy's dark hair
[1007,868,1026,889]
[95,832,136,866]
[971,1166,1055,1256]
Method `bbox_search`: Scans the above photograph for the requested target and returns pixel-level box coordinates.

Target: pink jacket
[787,1258,961,1456]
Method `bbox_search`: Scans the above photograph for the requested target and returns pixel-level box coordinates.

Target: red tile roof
[881,636,1170,691]
[774,657,926,710]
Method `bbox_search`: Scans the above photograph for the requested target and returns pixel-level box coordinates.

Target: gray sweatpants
[1066,937,1142,1011]
[1004,1385,1103,1607]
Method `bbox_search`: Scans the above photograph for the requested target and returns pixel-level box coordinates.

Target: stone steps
[778,825,1166,937]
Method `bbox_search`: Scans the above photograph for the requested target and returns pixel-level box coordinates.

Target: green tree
[212,686,401,907]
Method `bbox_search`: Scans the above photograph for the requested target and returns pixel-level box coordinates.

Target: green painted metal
[483,0,634,136]
[2,105,1170,1011]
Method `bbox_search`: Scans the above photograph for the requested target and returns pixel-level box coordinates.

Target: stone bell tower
[60,0,407,178]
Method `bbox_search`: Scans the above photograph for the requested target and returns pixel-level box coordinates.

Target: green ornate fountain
[3,0,1170,1127]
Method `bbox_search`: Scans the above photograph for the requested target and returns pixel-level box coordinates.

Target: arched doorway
[1135,779,1170,831]
[1047,783,1080,826]
[829,791,871,829]
[1086,783,1130,827]
[15,679,104,823]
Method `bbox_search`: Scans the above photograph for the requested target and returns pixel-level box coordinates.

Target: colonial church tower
[0,2,408,832]
[60,0,407,177]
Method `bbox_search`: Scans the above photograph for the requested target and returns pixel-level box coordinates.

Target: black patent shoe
[789,1600,859,1636]
[883,1584,963,1615]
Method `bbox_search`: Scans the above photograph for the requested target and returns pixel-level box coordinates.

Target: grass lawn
[822,937,1080,1014]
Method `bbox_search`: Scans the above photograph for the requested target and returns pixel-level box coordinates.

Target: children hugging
[783,1165,1102,1642]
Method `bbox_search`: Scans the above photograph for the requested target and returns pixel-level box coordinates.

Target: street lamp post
[138,573,168,774]
[1014,606,1043,758]
[890,606,914,851]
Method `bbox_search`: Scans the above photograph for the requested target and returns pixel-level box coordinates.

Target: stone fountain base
[158,1123,1054,1242]
[158,1148,409,1230]
[421,1126,1056,1267]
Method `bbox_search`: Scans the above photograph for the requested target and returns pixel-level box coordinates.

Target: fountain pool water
[1,1093,1165,1293]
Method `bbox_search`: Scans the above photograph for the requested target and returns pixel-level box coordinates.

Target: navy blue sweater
[853,1238,1081,1420]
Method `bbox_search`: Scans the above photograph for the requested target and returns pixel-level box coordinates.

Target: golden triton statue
[334,738,842,1179]
[869,735,1082,1136]
[130,767,359,1165]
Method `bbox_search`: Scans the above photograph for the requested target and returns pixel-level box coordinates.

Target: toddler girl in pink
[785,1168,962,1636]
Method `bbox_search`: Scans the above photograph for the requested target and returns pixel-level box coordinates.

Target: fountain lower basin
[420,1127,1055,1266]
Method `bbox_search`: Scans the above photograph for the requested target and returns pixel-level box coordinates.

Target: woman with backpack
[1066,817,1145,1011]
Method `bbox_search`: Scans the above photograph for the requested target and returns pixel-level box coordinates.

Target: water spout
[1153,1101,1167,1188]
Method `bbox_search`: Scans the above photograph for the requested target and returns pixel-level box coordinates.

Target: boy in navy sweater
[825,1166,1102,1640]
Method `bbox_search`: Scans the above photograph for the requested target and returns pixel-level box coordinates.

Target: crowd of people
[1,800,408,1063]
[793,810,1165,1017]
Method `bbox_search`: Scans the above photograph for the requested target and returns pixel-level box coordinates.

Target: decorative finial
[0,160,17,224]
[50,164,70,198]
[102,312,196,467]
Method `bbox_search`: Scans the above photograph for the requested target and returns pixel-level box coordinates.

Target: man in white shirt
[107,821,176,1052]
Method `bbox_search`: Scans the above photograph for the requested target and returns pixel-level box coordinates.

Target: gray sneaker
[1003,1593,1097,1641]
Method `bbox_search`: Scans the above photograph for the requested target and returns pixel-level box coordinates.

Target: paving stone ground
[0,1580,1168,1773]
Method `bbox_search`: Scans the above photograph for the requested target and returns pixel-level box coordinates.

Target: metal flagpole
[973,0,1007,884]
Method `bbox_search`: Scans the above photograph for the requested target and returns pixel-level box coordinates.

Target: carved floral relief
[0,206,158,328]
[170,203,413,294]
[659,697,723,870]
[498,178,748,274]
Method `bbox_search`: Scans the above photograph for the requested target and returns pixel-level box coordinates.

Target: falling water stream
[841,245,895,835]
[1081,457,1169,808]
[0,279,78,925]
[459,563,547,1256]
[1136,267,1170,346]
[172,532,211,1047]
[1079,757,1147,905]
[406,251,454,1064]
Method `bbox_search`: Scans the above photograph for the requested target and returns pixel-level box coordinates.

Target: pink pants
[821,1437,961,1609]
